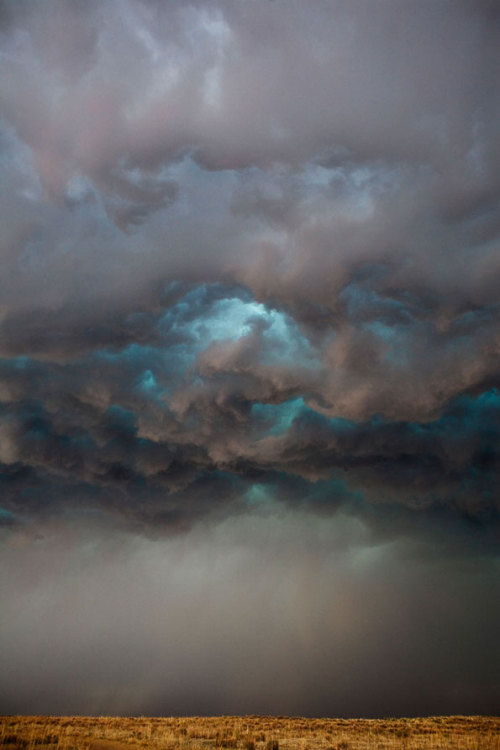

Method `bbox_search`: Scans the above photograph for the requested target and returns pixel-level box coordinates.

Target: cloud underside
[1,0,500,538]
[1,0,500,537]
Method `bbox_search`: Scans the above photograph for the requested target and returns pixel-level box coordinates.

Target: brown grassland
[0,715,498,750]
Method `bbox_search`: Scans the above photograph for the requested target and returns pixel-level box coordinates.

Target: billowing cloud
[0,0,499,717]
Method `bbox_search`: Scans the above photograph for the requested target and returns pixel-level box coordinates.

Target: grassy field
[0,715,498,750]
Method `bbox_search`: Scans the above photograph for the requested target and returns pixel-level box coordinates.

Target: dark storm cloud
[0,0,499,717]
[1,300,500,531]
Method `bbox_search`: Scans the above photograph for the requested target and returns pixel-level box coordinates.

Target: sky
[0,0,499,718]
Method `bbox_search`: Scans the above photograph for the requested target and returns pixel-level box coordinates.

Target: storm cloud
[0,0,499,717]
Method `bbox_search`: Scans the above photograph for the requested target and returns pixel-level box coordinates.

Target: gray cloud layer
[0,0,499,717]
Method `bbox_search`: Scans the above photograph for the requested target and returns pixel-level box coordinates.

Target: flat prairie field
[0,715,498,750]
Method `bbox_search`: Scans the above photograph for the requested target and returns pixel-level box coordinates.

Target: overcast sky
[0,0,499,718]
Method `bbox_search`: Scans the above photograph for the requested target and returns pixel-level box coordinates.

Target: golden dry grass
[0,715,498,750]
